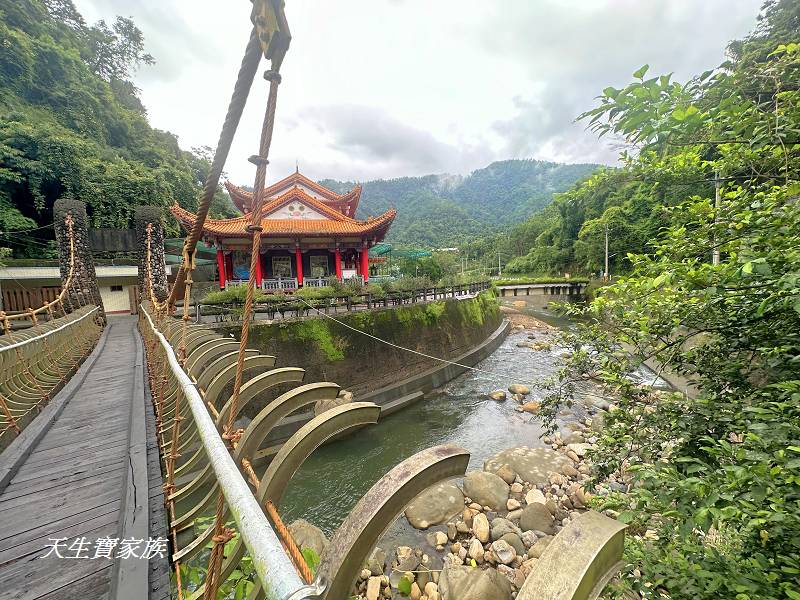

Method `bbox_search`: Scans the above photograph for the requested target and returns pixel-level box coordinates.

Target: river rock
[521,401,541,413]
[527,536,552,559]
[405,481,464,529]
[366,576,381,600]
[519,503,556,535]
[490,540,516,565]
[495,464,516,485]
[591,411,606,433]
[520,530,538,548]
[395,546,419,572]
[439,565,513,600]
[567,443,592,457]
[463,471,509,511]
[562,463,579,478]
[472,512,490,543]
[287,519,328,556]
[562,431,584,444]
[525,488,546,505]
[314,389,353,416]
[366,546,386,576]
[410,582,421,600]
[467,538,484,563]
[507,498,521,511]
[490,517,521,541]
[499,532,526,557]
[508,384,531,395]
[484,447,570,486]
[426,531,449,548]
[487,390,507,401]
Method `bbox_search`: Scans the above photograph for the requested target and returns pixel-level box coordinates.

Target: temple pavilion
[171,170,396,290]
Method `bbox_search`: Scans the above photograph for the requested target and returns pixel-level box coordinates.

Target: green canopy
[369,242,431,259]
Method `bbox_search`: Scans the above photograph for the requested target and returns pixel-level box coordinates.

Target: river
[278,298,618,548]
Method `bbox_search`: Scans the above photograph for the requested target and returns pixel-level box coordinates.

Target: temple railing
[262,277,299,291]
[0,305,103,448]
[195,280,492,323]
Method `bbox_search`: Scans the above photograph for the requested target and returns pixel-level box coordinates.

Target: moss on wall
[219,290,501,398]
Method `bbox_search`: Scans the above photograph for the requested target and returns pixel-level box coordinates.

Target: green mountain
[320,159,599,248]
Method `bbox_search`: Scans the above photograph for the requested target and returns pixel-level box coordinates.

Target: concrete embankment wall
[217,290,503,419]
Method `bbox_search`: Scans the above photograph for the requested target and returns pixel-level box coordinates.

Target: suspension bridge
[0,2,626,599]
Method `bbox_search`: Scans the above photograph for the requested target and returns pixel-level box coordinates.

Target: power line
[0,222,54,235]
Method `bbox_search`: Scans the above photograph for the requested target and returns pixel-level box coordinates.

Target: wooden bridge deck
[0,316,168,600]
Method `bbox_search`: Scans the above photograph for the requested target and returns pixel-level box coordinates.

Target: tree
[540,4,800,598]
[84,17,154,82]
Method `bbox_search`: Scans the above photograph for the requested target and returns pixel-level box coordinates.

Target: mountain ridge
[319,159,600,247]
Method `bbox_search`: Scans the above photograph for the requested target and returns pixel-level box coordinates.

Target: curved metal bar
[200,354,272,404]
[317,444,470,599]
[215,367,306,430]
[140,306,308,598]
[186,339,240,375]
[516,510,627,600]
[190,402,380,600]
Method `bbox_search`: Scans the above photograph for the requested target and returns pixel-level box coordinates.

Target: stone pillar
[54,198,105,320]
[134,206,168,302]
[216,248,226,290]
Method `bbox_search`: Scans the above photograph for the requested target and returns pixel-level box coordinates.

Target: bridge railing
[138,303,470,599]
[0,305,103,448]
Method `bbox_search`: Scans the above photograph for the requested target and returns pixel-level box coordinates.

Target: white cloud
[73,0,763,184]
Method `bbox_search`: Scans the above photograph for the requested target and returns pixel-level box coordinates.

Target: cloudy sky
[73,0,763,185]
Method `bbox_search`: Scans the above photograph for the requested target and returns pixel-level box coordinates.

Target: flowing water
[279,297,667,548]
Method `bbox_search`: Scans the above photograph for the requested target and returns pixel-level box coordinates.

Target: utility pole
[712,172,721,266]
[498,252,502,277]
[604,222,610,282]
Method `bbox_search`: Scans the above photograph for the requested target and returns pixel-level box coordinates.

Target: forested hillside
[321,159,598,247]
[0,0,234,258]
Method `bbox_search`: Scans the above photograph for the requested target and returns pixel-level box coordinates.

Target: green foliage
[397,576,412,596]
[202,286,267,305]
[294,319,346,361]
[0,0,232,257]
[300,547,320,576]
[540,4,800,598]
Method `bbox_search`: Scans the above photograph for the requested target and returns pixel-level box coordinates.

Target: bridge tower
[53,198,105,321]
[135,206,168,302]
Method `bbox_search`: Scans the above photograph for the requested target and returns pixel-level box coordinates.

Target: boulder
[439,565,513,600]
[519,503,556,535]
[487,390,507,401]
[527,536,552,559]
[472,512,490,543]
[287,519,328,556]
[405,481,465,529]
[521,401,541,414]
[484,447,570,486]
[508,384,531,396]
[426,531,449,548]
[463,471,509,511]
[495,464,516,485]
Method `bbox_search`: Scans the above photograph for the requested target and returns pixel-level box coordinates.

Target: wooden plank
[1,459,126,501]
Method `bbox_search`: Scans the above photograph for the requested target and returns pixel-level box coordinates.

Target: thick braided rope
[166,29,263,310]
[204,69,283,600]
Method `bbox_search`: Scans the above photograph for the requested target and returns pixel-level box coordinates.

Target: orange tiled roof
[170,187,395,238]
[225,172,362,216]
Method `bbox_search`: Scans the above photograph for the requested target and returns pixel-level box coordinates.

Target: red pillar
[360,245,369,283]
[334,248,343,281]
[225,254,233,283]
[216,248,225,289]
[255,248,263,288]
[295,247,304,286]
